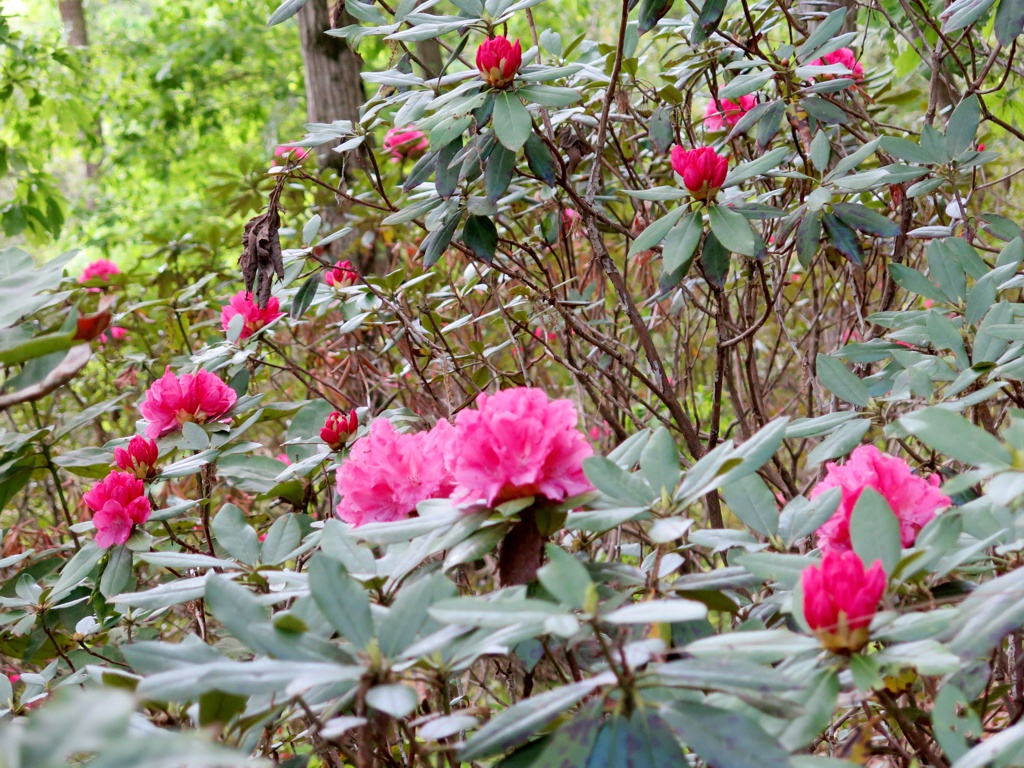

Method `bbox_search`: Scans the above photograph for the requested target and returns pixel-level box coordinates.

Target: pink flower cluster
[809,48,864,83]
[274,145,312,161]
[84,471,152,548]
[221,291,283,340]
[704,95,757,131]
[334,387,593,526]
[78,259,120,285]
[476,36,522,89]
[139,367,237,440]
[811,444,950,552]
[383,126,429,162]
[802,549,886,653]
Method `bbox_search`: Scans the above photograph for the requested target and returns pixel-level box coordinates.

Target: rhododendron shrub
[7,0,1024,765]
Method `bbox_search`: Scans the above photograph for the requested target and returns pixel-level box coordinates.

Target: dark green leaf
[309,555,375,648]
[816,353,871,407]
[822,212,862,265]
[796,212,821,268]
[832,203,901,237]
[649,106,673,154]
[691,0,728,44]
[463,215,498,263]
[638,0,674,34]
[421,211,462,268]
[435,136,463,200]
[524,132,556,187]
[801,97,849,125]
[661,702,791,768]
[995,0,1024,45]
[850,487,901,574]
[486,143,517,201]
[290,273,320,320]
[700,230,730,288]
[946,95,980,158]
[493,92,532,152]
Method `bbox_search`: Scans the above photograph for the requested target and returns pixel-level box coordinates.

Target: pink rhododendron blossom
[78,259,120,285]
[704,95,757,131]
[335,418,455,526]
[670,146,728,202]
[383,126,429,161]
[139,368,237,439]
[802,550,886,652]
[324,260,358,288]
[812,445,950,551]
[276,453,291,465]
[114,435,159,480]
[274,145,311,161]
[84,470,152,548]
[809,48,864,82]
[449,387,593,507]
[220,291,283,340]
[476,36,522,89]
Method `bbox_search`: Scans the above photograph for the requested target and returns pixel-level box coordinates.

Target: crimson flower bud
[802,550,886,653]
[475,36,522,90]
[670,146,728,202]
[321,410,359,450]
[324,260,358,289]
[113,435,160,480]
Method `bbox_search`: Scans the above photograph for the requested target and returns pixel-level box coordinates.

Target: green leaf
[638,0,674,33]
[888,263,947,303]
[662,702,791,768]
[849,487,901,574]
[604,598,707,624]
[691,0,728,44]
[460,677,608,761]
[831,203,901,237]
[661,211,703,274]
[492,92,532,152]
[796,212,821,268]
[721,473,779,536]
[537,544,592,610]
[628,206,687,257]
[309,555,375,648]
[50,541,105,603]
[796,7,848,62]
[99,545,133,598]
[821,212,861,265]
[583,456,655,506]
[649,106,673,155]
[995,0,1024,45]
[945,95,980,158]
[211,504,261,565]
[815,353,871,407]
[708,205,756,256]
[719,71,773,100]
[198,690,247,727]
[366,684,419,718]
[723,147,788,188]
[639,427,681,496]
[463,215,498,263]
[485,142,517,201]
[260,514,302,565]
[290,272,320,320]
[898,407,1013,468]
[700,230,730,289]
[435,136,463,200]
[421,211,461,268]
[806,418,871,467]
[800,97,848,125]
[267,0,311,26]
[523,132,556,187]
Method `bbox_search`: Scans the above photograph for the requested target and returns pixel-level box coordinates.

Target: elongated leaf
[709,205,756,256]
[638,0,674,33]
[816,353,871,407]
[523,132,556,187]
[832,203,901,237]
[493,92,532,152]
[463,215,498,262]
[309,555,375,649]
[849,487,901,574]
[822,211,862,265]
[486,143,516,201]
[898,407,1012,468]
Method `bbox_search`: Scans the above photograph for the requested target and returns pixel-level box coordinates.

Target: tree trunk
[297,0,364,175]
[57,0,101,183]
[58,0,89,47]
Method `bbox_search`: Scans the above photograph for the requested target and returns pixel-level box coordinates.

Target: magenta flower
[139,367,237,440]
[449,387,593,507]
[704,95,757,131]
[321,409,359,450]
[324,260,358,289]
[476,36,522,89]
[812,445,950,552]
[97,327,128,348]
[83,470,152,548]
[335,418,455,526]
[802,550,886,652]
[809,48,864,83]
[220,291,283,340]
[78,259,120,285]
[114,435,159,480]
[383,126,429,162]
[670,146,728,202]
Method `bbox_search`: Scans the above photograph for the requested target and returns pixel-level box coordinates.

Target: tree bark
[58,0,89,47]
[297,0,364,175]
[57,0,101,182]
